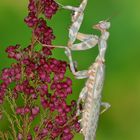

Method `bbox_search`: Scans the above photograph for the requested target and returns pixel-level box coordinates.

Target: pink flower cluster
[25,0,57,45]
[25,0,58,27]
[0,0,80,139]
[41,0,58,19]
[34,18,55,44]
[0,44,80,140]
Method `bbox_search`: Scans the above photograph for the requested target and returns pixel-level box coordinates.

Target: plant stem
[0,131,5,140]
[2,109,17,140]
[23,94,29,140]
[23,115,28,140]
[6,92,22,132]
[29,0,42,58]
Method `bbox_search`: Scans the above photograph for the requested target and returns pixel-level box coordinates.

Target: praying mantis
[38,19,111,140]
[37,1,111,140]
[64,20,111,140]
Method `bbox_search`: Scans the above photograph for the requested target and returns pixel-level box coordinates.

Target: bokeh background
[0,0,140,140]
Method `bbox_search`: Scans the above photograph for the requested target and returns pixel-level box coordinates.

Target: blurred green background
[0,0,140,140]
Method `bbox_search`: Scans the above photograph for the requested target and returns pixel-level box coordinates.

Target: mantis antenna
[106,12,119,21]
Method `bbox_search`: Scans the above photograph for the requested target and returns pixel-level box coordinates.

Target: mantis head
[93,20,110,31]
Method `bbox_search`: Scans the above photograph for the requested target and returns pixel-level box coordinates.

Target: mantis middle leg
[64,47,88,79]
[40,36,98,51]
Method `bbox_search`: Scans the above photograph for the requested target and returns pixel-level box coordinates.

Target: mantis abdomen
[81,61,105,140]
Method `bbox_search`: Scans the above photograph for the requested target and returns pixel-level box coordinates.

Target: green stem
[23,115,28,140]
[3,109,17,140]
[34,112,46,140]
[5,93,22,132]
[23,95,29,140]
[4,132,9,140]
[0,131,5,140]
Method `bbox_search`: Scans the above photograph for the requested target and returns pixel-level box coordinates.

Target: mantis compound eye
[99,21,111,29]
[93,21,110,30]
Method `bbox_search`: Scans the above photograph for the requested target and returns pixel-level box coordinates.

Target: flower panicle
[0,0,80,139]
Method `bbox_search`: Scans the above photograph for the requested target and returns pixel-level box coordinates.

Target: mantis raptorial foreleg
[61,5,81,13]
[54,0,81,12]
[54,0,88,17]
[54,1,99,52]
[54,0,88,45]
[68,13,84,45]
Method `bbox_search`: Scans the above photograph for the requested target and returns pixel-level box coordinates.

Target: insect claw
[80,129,84,133]
[78,119,82,123]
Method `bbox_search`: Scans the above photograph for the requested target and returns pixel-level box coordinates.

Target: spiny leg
[67,1,88,46]
[37,41,66,49]
[62,6,81,12]
[53,0,64,7]
[65,47,88,79]
[37,41,91,78]
[58,0,88,12]
[37,35,98,51]
[37,41,95,78]
[100,102,111,114]
[73,60,78,70]
[39,45,88,79]
[54,0,82,12]
[68,13,84,46]
[55,1,89,47]
[79,0,88,11]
